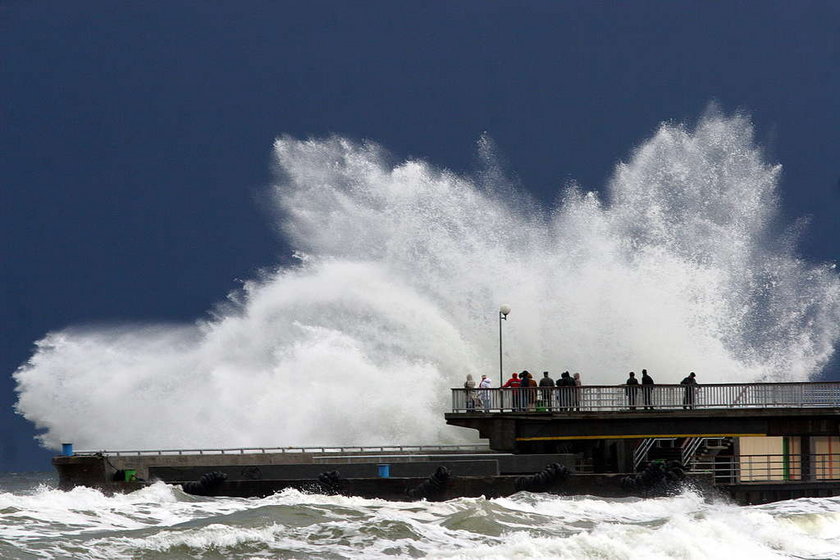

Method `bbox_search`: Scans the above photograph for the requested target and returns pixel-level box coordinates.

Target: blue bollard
[377,464,390,478]
[61,443,73,456]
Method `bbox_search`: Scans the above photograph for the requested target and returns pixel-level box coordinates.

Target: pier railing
[73,444,491,457]
[451,382,840,413]
[692,453,840,483]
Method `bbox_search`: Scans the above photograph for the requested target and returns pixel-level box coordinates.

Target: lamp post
[499,304,511,387]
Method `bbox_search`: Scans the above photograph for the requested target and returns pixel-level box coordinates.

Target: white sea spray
[12,111,840,452]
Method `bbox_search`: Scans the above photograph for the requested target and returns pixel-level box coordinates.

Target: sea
[2,472,840,559]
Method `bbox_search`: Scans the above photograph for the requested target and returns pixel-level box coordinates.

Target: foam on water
[12,110,840,452]
[0,482,189,539]
[4,483,839,560]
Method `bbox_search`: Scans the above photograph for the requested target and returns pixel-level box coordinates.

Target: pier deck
[446,382,840,452]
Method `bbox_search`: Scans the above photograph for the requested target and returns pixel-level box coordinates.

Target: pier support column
[617,440,634,473]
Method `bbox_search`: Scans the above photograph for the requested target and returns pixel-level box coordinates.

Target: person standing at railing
[502,372,521,411]
[479,374,492,411]
[625,371,639,410]
[557,371,575,410]
[573,372,582,411]
[464,374,477,410]
[539,371,555,409]
[523,370,538,410]
[641,369,654,410]
[681,371,697,409]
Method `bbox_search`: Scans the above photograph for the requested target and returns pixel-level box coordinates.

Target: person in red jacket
[502,372,521,411]
[502,372,521,388]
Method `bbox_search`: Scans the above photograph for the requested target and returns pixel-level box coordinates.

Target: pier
[446,381,840,502]
[52,381,840,504]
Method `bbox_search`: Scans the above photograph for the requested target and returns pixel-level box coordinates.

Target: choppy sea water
[2,473,840,559]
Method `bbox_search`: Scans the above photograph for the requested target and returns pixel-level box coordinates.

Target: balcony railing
[451,382,840,413]
[692,453,840,483]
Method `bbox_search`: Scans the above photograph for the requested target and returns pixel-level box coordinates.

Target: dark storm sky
[2,1,839,470]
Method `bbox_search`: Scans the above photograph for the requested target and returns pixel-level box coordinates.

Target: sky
[2,1,839,471]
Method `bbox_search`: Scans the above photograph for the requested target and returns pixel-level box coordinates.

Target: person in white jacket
[478,374,492,412]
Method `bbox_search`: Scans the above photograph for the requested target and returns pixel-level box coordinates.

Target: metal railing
[692,453,840,483]
[73,444,491,457]
[632,437,714,471]
[681,437,705,468]
[451,382,840,413]
[632,438,657,470]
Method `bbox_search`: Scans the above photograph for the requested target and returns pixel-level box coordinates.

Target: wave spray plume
[13,111,840,451]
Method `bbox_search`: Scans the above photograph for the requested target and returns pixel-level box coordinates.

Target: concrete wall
[58,451,577,482]
[150,460,501,483]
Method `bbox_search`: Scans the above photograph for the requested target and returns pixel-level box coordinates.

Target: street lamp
[499,304,511,386]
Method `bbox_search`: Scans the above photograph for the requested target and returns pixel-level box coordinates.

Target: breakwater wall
[53,451,711,502]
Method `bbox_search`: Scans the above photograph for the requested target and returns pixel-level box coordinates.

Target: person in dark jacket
[681,371,697,409]
[539,371,555,409]
[625,371,639,410]
[641,369,654,410]
[556,371,574,410]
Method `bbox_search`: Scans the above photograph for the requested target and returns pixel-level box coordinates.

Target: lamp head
[499,304,511,317]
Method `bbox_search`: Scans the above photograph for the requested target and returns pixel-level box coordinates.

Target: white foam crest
[49,491,840,560]
[422,496,840,560]
[13,111,840,451]
[0,481,251,540]
[756,495,840,515]
[254,486,417,510]
[491,489,708,525]
[83,497,494,560]
[89,522,291,558]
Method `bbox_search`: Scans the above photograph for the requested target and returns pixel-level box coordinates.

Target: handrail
[73,443,491,457]
[632,438,656,470]
[692,452,840,483]
[681,437,704,467]
[451,381,840,413]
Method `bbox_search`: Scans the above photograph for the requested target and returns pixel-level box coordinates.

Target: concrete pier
[53,451,710,501]
[51,382,840,505]
[444,407,840,452]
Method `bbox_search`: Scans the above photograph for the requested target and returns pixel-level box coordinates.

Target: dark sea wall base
[53,454,708,501]
[53,454,840,505]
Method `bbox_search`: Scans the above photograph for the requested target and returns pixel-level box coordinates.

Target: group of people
[462,370,583,412]
[505,370,583,411]
[624,369,655,410]
[463,369,699,411]
[463,373,492,411]
[624,369,697,410]
[624,370,698,410]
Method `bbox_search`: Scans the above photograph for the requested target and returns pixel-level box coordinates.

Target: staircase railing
[681,437,704,468]
[633,438,657,470]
